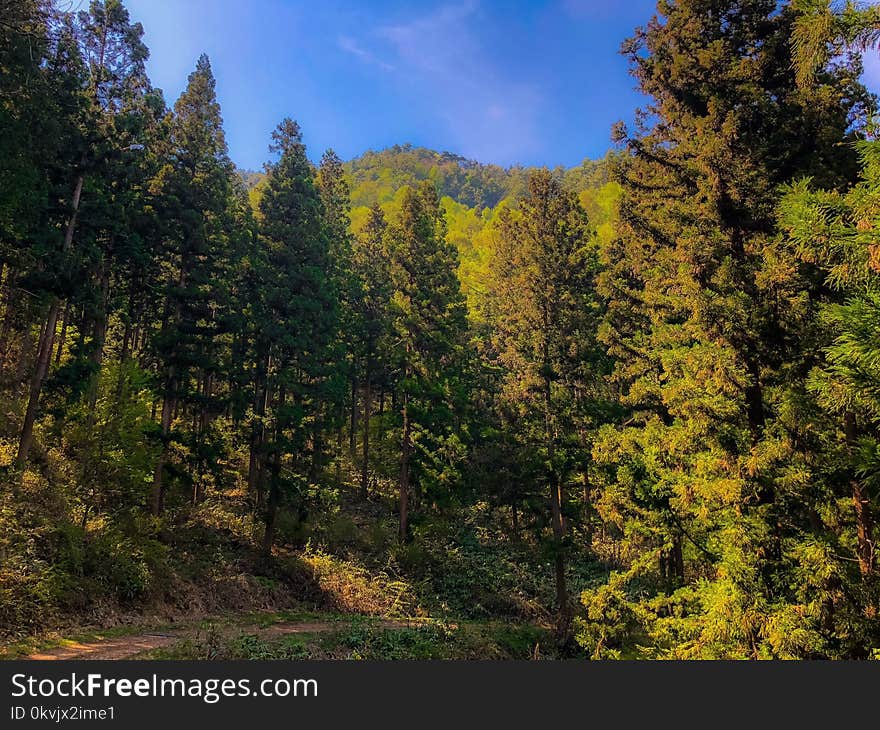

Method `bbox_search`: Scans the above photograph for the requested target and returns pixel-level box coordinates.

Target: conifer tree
[792,0,880,88]
[150,54,236,514]
[490,168,600,642]
[779,138,880,653]
[254,119,337,552]
[316,149,356,481]
[352,206,393,498]
[584,0,869,658]
[387,182,468,541]
[0,0,60,379]
[16,0,149,466]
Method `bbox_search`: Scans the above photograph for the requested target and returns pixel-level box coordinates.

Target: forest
[0,0,879,661]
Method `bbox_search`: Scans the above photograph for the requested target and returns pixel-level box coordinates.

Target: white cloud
[342,1,543,164]
[337,35,395,72]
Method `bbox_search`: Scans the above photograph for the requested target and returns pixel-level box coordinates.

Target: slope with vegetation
[0,0,878,660]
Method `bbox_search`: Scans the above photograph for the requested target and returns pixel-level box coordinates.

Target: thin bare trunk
[17,171,84,466]
[544,369,570,643]
[0,263,10,356]
[248,352,270,508]
[262,385,285,555]
[16,303,60,467]
[262,450,280,556]
[85,268,110,431]
[54,300,70,366]
[361,353,372,500]
[150,383,174,516]
[399,388,410,543]
[349,373,358,456]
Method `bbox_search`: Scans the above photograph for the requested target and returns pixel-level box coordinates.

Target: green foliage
[1,0,879,662]
[576,573,644,659]
[347,144,522,210]
[586,0,877,659]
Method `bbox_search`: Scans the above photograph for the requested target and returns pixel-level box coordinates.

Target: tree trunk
[17,171,85,466]
[309,415,323,485]
[85,268,111,431]
[262,386,285,556]
[12,315,38,388]
[349,373,358,456]
[0,264,14,359]
[335,419,343,488]
[583,468,594,546]
[361,353,372,500]
[54,300,70,366]
[399,388,411,543]
[544,370,570,643]
[151,378,175,516]
[248,353,270,508]
[262,448,280,556]
[114,292,136,408]
[16,302,60,467]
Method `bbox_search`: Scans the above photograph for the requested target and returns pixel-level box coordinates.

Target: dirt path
[25,619,422,660]
[26,634,179,661]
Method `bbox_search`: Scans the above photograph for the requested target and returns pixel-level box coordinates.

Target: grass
[0,472,604,660]
[0,622,170,660]
[139,616,556,660]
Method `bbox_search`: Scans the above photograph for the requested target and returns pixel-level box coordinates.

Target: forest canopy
[0,0,878,660]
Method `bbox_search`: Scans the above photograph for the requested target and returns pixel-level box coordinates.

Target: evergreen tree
[15,0,149,466]
[387,182,468,541]
[792,0,880,88]
[254,119,337,552]
[316,149,356,483]
[150,54,236,514]
[778,137,880,654]
[489,168,601,642]
[583,0,869,658]
[352,205,393,498]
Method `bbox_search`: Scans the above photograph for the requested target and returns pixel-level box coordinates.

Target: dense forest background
[1,0,879,659]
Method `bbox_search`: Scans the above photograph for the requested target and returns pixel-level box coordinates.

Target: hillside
[345,144,525,209]
[4,0,880,666]
[240,145,611,213]
[240,147,618,315]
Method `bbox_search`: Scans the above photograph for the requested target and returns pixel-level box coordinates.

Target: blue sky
[122,0,880,171]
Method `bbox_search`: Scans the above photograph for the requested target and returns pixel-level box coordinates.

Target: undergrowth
[0,459,606,648]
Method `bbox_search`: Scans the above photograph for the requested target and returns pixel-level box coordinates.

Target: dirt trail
[27,634,179,661]
[25,619,421,660]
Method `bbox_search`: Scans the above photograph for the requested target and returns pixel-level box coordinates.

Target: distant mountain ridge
[344,144,525,209]
[239,143,610,213]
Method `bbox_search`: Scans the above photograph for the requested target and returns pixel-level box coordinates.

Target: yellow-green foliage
[299,547,422,618]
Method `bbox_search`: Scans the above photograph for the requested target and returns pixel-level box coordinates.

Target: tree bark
[0,263,13,359]
[399,388,411,543]
[361,352,372,500]
[583,467,593,546]
[150,379,175,516]
[85,267,111,431]
[54,300,69,366]
[544,370,570,643]
[349,373,358,456]
[262,448,280,556]
[248,352,270,508]
[16,303,60,467]
[17,171,84,466]
[262,385,285,556]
